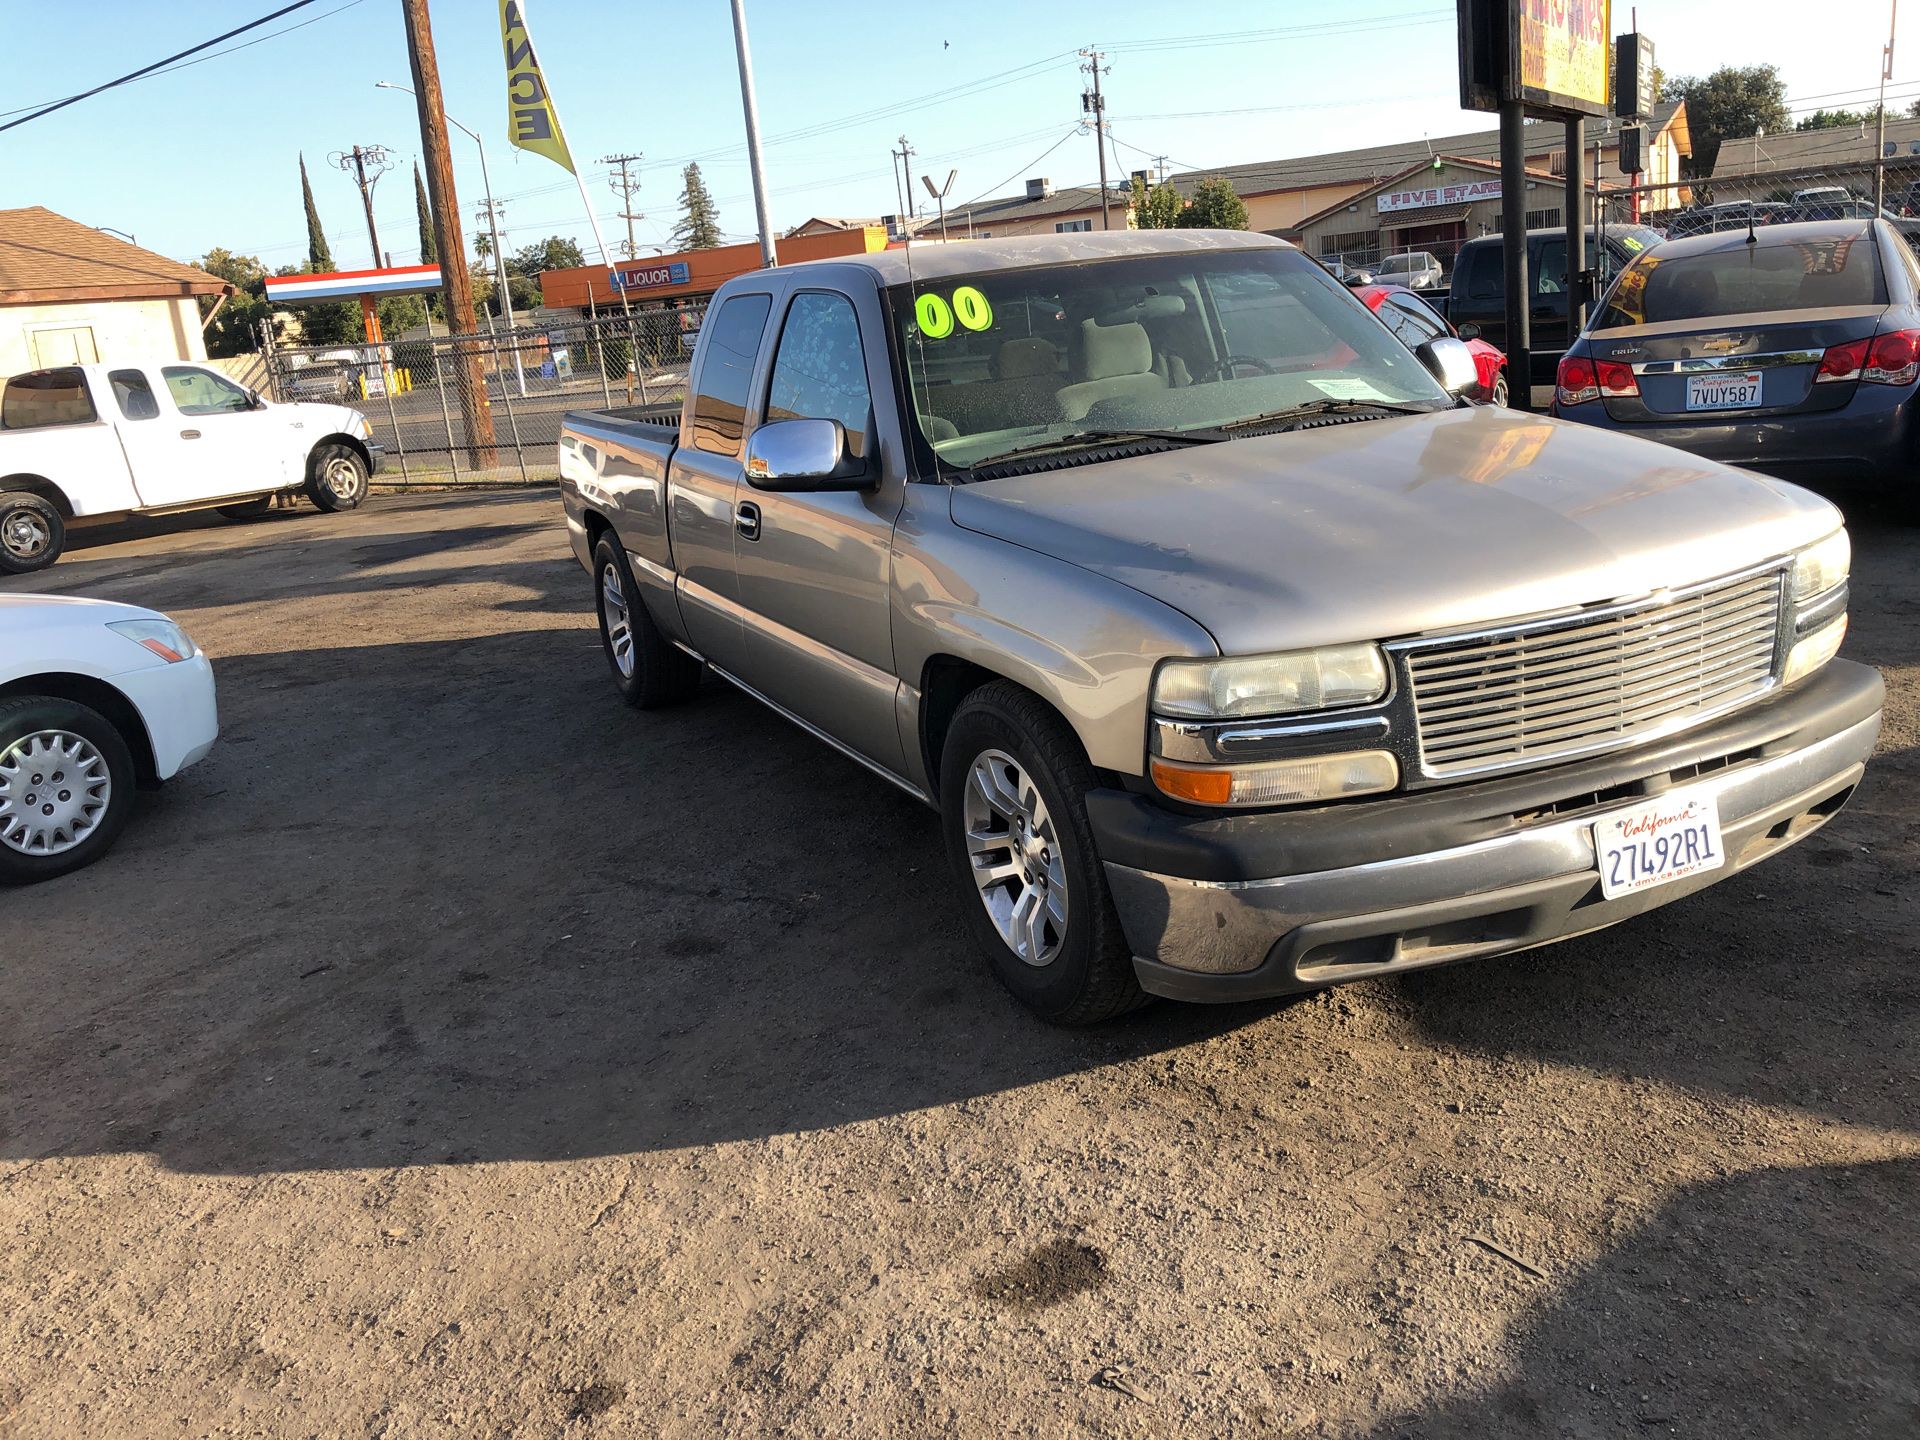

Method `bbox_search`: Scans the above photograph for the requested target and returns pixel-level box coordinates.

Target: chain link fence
[261,305,705,485]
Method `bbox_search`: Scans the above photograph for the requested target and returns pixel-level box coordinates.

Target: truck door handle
[735,500,762,541]
[180,429,202,439]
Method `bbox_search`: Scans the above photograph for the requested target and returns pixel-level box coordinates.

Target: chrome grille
[1402,566,1786,778]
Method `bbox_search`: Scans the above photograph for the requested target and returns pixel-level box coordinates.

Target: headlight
[1784,614,1847,686]
[107,619,197,664]
[1792,529,1849,601]
[1151,750,1400,807]
[1153,644,1390,720]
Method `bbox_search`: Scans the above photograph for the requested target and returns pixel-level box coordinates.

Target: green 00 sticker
[915,287,995,338]
[915,292,955,338]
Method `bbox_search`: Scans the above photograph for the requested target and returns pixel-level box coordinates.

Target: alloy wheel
[601,562,635,678]
[961,747,1070,967]
[0,730,111,857]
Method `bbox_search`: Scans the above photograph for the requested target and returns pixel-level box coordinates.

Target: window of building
[161,366,253,416]
[1320,229,1377,260]
[764,291,871,461]
[108,369,160,421]
[0,367,97,429]
[1055,219,1093,233]
[1525,208,1563,230]
[689,293,773,457]
[28,325,98,368]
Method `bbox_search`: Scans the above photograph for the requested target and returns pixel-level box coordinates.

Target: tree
[413,163,437,266]
[1909,97,1920,119]
[671,162,723,250]
[1662,66,1789,177]
[506,235,585,278]
[195,248,275,357]
[1129,175,1182,229]
[299,153,334,272]
[1796,107,1882,131]
[1172,176,1249,230]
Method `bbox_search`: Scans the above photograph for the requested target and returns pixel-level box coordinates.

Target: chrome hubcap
[2,510,50,560]
[601,562,634,678]
[0,730,111,857]
[324,458,363,499]
[962,748,1069,967]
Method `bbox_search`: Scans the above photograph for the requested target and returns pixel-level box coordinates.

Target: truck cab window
[764,292,871,459]
[109,369,161,421]
[1,367,97,429]
[161,366,253,416]
[689,293,773,457]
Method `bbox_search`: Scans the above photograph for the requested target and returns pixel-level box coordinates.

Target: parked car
[1376,250,1444,291]
[0,594,217,884]
[0,361,381,573]
[1316,256,1374,286]
[558,230,1878,1024]
[1667,201,1797,238]
[1353,282,1508,404]
[1792,186,1858,221]
[284,362,353,402]
[1445,224,1665,385]
[1552,218,1919,501]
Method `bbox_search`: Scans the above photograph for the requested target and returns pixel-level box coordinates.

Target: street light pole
[376,80,523,396]
[729,0,778,268]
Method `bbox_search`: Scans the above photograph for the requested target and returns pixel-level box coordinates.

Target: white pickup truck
[0,361,381,573]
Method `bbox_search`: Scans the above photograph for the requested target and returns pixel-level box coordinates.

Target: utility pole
[1876,0,1898,211]
[728,0,778,268]
[602,152,645,260]
[330,144,393,268]
[1079,48,1112,229]
[892,136,917,235]
[398,0,495,466]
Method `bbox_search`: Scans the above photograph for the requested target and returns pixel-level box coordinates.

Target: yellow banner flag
[500,0,576,174]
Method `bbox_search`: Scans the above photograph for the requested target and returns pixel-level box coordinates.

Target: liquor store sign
[610,261,691,291]
[1377,177,1502,214]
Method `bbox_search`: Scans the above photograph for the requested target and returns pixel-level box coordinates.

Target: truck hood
[947,406,1841,656]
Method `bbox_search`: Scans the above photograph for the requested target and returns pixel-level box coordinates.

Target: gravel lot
[2,489,1915,1438]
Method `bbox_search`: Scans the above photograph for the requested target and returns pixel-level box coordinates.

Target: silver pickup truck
[559,231,1881,1024]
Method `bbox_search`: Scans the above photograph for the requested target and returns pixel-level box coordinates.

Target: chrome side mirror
[743,417,867,491]
[1415,336,1480,398]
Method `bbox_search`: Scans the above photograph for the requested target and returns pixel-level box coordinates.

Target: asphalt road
[2,489,1915,1437]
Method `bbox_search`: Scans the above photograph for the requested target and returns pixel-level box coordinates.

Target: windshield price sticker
[915,286,994,339]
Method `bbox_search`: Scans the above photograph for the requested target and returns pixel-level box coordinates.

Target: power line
[0,0,330,134]
[950,129,1084,213]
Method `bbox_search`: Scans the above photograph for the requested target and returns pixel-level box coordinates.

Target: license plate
[1685,371,1763,411]
[1594,788,1726,900]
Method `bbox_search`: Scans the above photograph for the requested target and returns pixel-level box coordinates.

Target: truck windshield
[891,247,1452,471]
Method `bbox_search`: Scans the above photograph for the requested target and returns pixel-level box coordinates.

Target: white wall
[2,296,207,377]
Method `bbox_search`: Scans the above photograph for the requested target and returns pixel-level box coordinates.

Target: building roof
[0,207,230,306]
[1709,114,1920,178]
[945,183,1130,230]
[1288,155,1586,233]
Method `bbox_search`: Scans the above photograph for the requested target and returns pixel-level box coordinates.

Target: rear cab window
[1596,233,1889,329]
[109,369,160,421]
[689,293,773,456]
[1,367,97,429]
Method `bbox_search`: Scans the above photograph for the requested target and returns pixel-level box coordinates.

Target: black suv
[1445,224,1665,386]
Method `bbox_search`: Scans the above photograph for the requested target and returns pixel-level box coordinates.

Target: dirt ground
[2,489,1915,1439]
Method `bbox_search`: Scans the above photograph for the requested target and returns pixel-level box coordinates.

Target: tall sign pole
[729,0,778,268]
[1877,1,1898,212]
[400,0,496,466]
[1080,48,1112,230]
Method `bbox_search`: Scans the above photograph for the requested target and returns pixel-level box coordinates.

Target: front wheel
[1489,374,1510,407]
[305,444,369,513]
[939,682,1146,1025]
[0,697,137,886]
[0,492,64,574]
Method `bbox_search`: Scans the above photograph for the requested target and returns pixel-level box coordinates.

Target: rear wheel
[1489,374,1510,407]
[0,492,64,574]
[593,534,702,708]
[0,697,136,886]
[305,444,368,513]
[939,682,1146,1025]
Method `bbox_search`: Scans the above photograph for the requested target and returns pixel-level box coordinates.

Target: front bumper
[1091,660,1883,1002]
[366,443,385,475]
[109,652,219,781]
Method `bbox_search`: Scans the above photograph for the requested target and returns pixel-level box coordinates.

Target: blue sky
[4,0,1909,272]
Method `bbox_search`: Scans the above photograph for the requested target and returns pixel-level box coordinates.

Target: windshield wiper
[1218,399,1436,433]
[968,426,1229,468]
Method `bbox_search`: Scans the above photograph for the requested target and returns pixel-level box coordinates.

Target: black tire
[938,681,1146,1025]
[0,696,137,886]
[0,491,65,575]
[592,534,702,708]
[1489,374,1510,407]
[305,443,369,513]
[217,495,275,520]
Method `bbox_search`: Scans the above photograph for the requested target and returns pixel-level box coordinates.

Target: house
[1708,114,1920,208]
[0,207,231,377]
[941,179,1134,239]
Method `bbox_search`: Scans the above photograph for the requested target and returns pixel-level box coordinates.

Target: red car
[1352,283,1509,405]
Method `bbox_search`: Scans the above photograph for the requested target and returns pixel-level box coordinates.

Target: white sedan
[0,594,217,884]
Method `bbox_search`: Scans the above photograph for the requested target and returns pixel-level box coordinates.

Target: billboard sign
[609,261,691,292]
[1514,0,1611,116]
[1378,176,1503,213]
